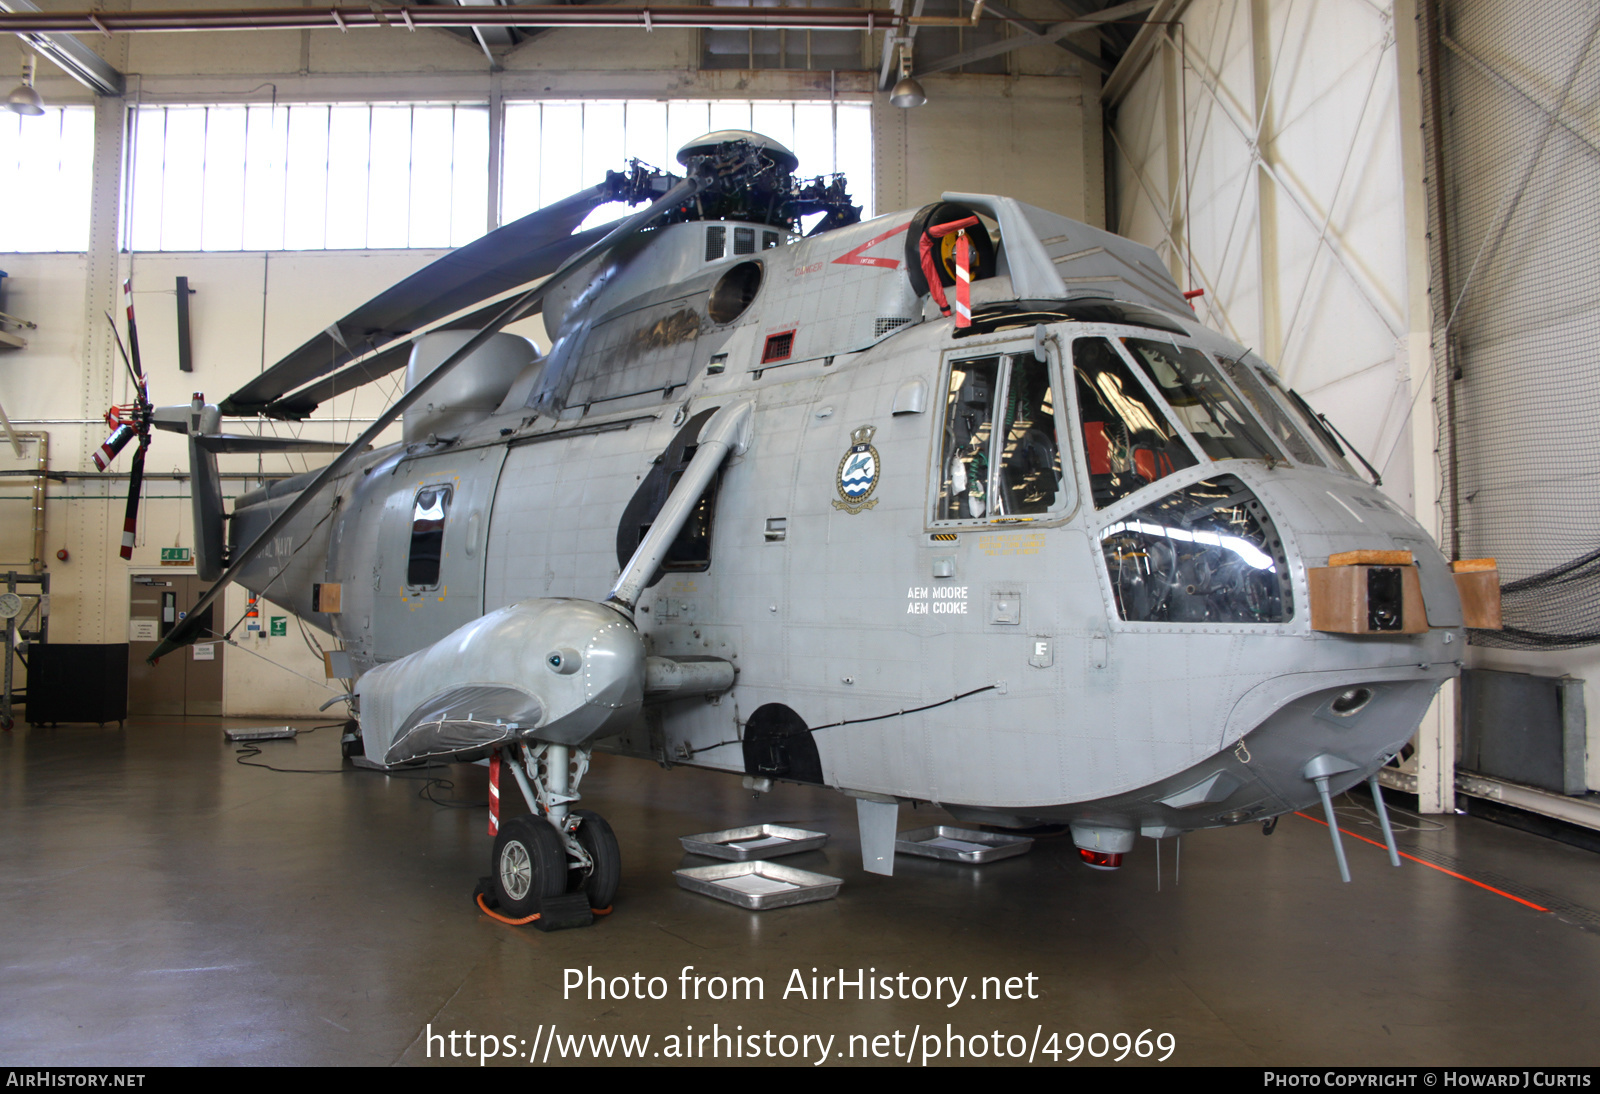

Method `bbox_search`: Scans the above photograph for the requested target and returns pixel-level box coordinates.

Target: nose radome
[356,598,647,764]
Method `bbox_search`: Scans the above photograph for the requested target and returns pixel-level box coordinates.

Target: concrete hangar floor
[3,716,1599,1068]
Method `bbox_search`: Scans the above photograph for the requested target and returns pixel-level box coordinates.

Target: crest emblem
[833,425,880,514]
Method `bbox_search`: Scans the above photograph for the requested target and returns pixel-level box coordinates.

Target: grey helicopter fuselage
[227,193,1463,858]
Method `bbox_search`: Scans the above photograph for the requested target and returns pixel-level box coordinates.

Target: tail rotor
[96,279,153,560]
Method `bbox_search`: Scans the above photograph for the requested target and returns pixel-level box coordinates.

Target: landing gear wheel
[339,721,362,759]
[491,815,567,918]
[569,809,620,910]
[0,714,12,731]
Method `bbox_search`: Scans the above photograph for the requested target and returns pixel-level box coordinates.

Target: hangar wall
[1107,0,1600,801]
[0,10,1104,716]
[1411,0,1600,795]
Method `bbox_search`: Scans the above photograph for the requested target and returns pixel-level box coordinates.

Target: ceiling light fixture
[889,43,926,109]
[6,53,45,117]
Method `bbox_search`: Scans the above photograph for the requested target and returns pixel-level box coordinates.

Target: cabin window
[1071,337,1198,509]
[407,485,452,588]
[936,351,1067,522]
[615,407,724,582]
[662,471,722,572]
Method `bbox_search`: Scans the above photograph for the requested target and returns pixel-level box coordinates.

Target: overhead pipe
[13,431,47,574]
[0,0,126,95]
[0,5,903,34]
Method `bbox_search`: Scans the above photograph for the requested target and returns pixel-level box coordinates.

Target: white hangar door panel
[370,448,507,663]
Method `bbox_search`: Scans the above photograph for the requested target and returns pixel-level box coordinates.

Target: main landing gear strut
[483,742,619,930]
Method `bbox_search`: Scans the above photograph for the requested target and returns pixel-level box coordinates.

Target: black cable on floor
[231,727,486,809]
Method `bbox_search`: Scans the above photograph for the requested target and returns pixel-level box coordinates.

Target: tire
[903,201,995,298]
[491,814,567,918]
[569,809,621,910]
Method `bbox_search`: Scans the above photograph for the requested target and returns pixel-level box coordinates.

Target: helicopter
[116,129,1480,921]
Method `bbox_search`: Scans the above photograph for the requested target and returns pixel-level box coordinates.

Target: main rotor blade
[220,182,615,418]
[261,215,628,419]
[149,173,703,663]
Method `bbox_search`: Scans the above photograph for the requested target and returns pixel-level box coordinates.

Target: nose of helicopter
[357,597,647,766]
[1062,463,1467,857]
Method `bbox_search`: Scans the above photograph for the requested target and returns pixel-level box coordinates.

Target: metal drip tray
[679,824,829,861]
[895,825,1034,864]
[673,861,842,910]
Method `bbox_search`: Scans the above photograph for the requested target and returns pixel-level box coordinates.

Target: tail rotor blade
[93,422,137,471]
[105,309,140,390]
[120,440,146,561]
[122,279,144,382]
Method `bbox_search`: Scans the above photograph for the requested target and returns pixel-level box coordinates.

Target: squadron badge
[833,426,880,514]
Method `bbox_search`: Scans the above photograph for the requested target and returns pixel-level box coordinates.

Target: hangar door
[1421,1,1600,647]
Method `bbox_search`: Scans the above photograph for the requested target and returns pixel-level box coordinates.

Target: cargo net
[1470,548,1600,650]
[1419,2,1600,648]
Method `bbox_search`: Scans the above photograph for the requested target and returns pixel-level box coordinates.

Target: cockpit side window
[936,351,1068,522]
[939,356,999,521]
[996,354,1063,516]
[407,485,452,588]
[1071,336,1198,509]
[1119,338,1284,464]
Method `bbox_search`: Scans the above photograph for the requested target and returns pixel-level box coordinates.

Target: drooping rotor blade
[194,435,351,455]
[119,439,145,560]
[220,182,619,419]
[261,216,629,419]
[263,340,416,422]
[149,173,704,664]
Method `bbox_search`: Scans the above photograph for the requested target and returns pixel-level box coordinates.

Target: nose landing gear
[481,743,619,930]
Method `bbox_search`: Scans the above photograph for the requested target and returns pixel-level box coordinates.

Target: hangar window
[407,485,452,589]
[126,103,489,251]
[0,107,94,252]
[936,351,1068,522]
[502,99,874,226]
[121,98,872,252]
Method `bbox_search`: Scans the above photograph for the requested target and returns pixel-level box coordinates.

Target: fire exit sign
[159,547,191,566]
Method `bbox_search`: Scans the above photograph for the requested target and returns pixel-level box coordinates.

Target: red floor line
[1293,811,1550,912]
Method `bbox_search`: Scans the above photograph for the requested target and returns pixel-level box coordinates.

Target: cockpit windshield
[1119,338,1284,464]
[1258,367,1359,476]
[1216,356,1325,467]
[1073,337,1198,509]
